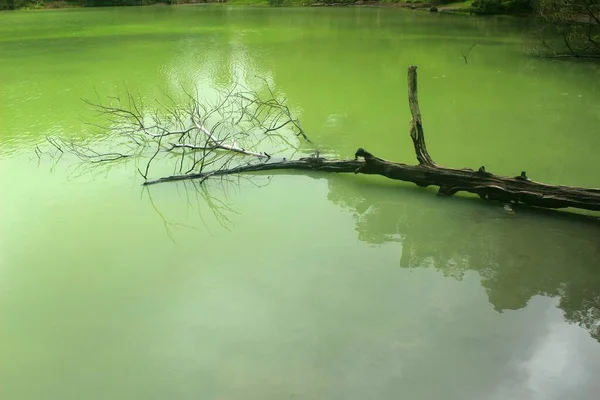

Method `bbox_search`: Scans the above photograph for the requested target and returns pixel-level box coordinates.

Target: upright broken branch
[408,66,437,168]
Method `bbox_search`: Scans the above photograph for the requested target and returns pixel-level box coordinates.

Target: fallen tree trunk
[146,150,600,212]
[145,66,600,213]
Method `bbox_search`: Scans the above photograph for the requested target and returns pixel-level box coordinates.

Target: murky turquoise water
[1,6,600,400]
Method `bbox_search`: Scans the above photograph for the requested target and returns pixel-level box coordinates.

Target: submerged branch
[462,43,477,64]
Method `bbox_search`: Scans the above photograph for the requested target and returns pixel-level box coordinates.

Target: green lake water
[1,5,600,399]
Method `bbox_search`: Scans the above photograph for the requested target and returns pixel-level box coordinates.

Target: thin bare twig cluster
[44,79,310,184]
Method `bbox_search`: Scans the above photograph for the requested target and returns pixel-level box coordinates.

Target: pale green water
[1,6,600,400]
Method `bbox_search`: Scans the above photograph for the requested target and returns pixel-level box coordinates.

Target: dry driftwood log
[146,66,600,213]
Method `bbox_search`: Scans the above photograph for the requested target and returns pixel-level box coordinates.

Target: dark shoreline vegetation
[1,0,598,58]
[0,0,534,16]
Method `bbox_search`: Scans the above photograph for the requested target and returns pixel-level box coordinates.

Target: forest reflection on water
[327,174,600,342]
[154,171,600,344]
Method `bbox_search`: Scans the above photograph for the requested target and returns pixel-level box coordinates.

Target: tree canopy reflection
[326,174,600,342]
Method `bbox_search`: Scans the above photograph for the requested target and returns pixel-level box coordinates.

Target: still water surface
[1,6,600,400]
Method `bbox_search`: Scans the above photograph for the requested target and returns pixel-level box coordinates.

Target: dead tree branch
[141,66,600,213]
[46,66,600,215]
[45,81,308,182]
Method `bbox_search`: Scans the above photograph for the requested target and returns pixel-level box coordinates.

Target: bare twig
[462,43,477,64]
[43,79,311,184]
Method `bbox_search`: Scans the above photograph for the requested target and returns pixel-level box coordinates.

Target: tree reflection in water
[326,174,600,342]
[148,170,600,343]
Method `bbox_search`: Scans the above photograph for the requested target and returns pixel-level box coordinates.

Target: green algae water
[2,6,600,400]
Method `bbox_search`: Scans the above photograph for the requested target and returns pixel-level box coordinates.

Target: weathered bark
[146,66,600,214]
[407,66,437,167]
